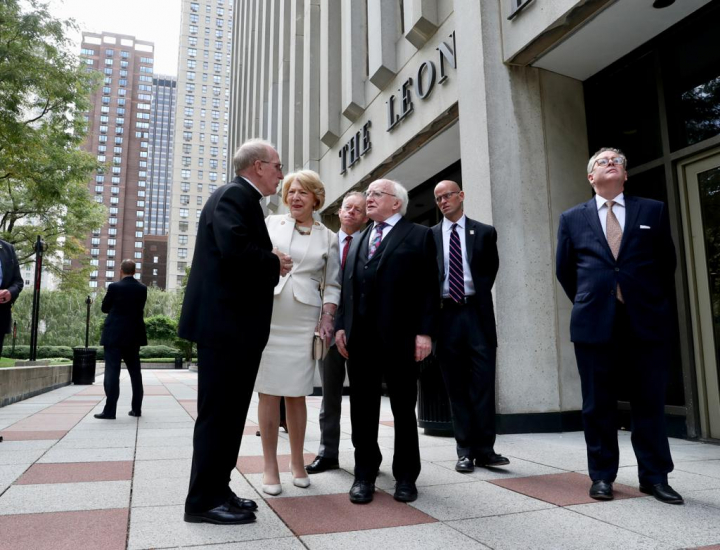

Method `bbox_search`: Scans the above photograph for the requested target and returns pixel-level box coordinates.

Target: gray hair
[387,180,409,216]
[233,138,275,175]
[587,147,627,175]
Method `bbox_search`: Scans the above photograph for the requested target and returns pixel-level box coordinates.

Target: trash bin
[416,355,454,437]
[72,347,97,385]
[174,356,183,369]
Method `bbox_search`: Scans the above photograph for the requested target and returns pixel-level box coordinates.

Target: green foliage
[3,344,184,360]
[144,315,178,345]
[174,266,195,362]
[10,288,182,347]
[139,346,180,359]
[0,0,106,285]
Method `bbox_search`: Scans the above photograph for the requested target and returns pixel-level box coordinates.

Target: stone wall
[0,366,72,408]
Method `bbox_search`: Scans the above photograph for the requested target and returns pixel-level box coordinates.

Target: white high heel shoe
[291,465,311,488]
[262,477,282,496]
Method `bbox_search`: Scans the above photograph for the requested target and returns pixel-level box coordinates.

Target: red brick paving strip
[689,546,720,550]
[15,462,134,485]
[0,430,67,441]
[0,508,128,550]
[236,453,316,474]
[267,491,436,536]
[489,471,644,506]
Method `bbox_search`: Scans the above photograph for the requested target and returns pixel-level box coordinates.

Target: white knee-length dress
[254,215,341,397]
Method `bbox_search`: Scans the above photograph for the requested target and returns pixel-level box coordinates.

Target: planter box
[0,365,72,408]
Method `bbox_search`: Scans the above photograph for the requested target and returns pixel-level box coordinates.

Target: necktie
[341,235,352,270]
[368,222,387,259]
[606,200,624,303]
[448,223,465,303]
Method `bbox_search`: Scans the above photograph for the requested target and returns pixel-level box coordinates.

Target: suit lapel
[465,218,476,264]
[377,218,413,271]
[275,215,295,257]
[620,196,641,259]
[581,198,614,260]
[432,224,444,282]
[346,224,372,279]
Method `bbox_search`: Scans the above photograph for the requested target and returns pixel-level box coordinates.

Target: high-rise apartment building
[141,75,176,289]
[166,0,234,290]
[78,32,155,290]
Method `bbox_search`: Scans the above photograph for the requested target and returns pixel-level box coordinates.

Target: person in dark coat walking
[94,259,147,420]
[0,239,23,356]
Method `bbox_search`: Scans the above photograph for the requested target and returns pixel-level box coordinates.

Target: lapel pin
[469,230,475,235]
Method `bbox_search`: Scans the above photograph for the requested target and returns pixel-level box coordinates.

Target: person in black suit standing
[556,147,682,504]
[432,180,509,473]
[94,259,147,421]
[0,239,23,357]
[179,139,292,525]
[335,179,438,505]
[306,191,368,475]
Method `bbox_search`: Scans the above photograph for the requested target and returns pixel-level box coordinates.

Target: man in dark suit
[556,147,682,504]
[336,179,438,505]
[0,239,23,356]
[94,259,147,420]
[179,139,292,525]
[432,180,509,473]
[306,191,368,474]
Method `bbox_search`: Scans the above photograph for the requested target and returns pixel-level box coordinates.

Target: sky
[46,0,182,76]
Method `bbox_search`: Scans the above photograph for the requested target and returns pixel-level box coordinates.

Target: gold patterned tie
[606,200,624,303]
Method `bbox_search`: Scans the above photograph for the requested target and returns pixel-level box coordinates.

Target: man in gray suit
[306,192,368,474]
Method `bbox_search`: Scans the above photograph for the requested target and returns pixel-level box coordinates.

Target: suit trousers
[574,303,674,485]
[436,301,497,458]
[317,344,346,460]
[102,346,143,417]
[185,345,261,513]
[347,323,421,483]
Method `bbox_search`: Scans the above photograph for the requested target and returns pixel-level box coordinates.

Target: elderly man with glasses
[556,147,682,505]
[335,179,439,505]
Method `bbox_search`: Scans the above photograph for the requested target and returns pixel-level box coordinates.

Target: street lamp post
[29,236,46,362]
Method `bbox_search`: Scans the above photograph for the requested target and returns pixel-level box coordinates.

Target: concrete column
[367,0,398,90]
[455,0,565,416]
[303,0,321,170]
[242,0,256,140]
[250,0,263,137]
[266,0,281,147]
[276,1,291,167]
[341,0,366,121]
[403,0,438,49]
[320,0,341,146]
[228,0,243,152]
[288,0,305,171]
[258,0,272,138]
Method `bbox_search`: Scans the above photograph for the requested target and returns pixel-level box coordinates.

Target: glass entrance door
[679,151,720,439]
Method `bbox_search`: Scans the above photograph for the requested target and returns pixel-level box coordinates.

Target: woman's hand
[319,314,334,344]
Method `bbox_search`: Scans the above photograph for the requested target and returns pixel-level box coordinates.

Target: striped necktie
[448,223,465,303]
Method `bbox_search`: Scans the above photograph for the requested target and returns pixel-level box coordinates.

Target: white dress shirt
[595,192,626,236]
[441,215,475,298]
[366,213,402,255]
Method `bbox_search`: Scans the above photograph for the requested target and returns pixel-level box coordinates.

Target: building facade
[228,0,720,440]
[166,0,234,290]
[79,32,155,289]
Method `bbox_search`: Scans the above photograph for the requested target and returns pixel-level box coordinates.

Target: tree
[0,0,106,288]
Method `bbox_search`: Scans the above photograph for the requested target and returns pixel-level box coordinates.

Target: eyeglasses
[594,157,626,169]
[258,159,284,171]
[435,191,460,204]
[364,190,396,200]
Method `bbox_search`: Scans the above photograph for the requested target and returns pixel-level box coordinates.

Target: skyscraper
[78,32,155,290]
[166,0,234,290]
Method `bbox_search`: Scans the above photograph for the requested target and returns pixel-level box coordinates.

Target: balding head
[434,180,464,222]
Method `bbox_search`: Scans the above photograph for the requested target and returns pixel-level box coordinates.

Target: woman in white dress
[255,170,341,495]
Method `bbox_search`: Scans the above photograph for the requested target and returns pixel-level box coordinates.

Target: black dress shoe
[306,456,340,474]
[128,410,141,417]
[455,456,475,473]
[589,480,614,500]
[639,482,684,505]
[184,503,256,524]
[349,480,375,504]
[475,453,510,467]
[94,413,116,420]
[228,495,258,511]
[394,481,418,503]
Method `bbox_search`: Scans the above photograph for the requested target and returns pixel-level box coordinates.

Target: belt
[441,295,476,307]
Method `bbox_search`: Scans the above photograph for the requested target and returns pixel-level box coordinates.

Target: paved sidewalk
[1,369,720,549]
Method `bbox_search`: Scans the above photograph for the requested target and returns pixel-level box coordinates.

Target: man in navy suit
[432,181,508,473]
[335,179,438,504]
[556,147,682,504]
[94,259,147,420]
[0,239,23,357]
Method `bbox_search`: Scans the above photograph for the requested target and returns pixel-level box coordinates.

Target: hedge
[2,344,182,360]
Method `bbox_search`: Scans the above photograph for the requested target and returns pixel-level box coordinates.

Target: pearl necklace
[294,223,312,236]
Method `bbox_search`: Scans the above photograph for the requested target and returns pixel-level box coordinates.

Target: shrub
[145,315,178,345]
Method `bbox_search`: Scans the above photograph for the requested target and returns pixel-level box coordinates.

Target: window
[105,49,114,57]
[107,260,115,268]
[188,59,196,69]
[90,248,99,256]
[181,169,191,179]
[107,249,116,257]
[178,248,188,259]
[107,238,116,247]
[108,228,117,236]
[177,261,187,271]
[179,208,189,218]
[178,235,188,245]
[181,182,190,192]
[135,241,143,249]
[179,221,189,231]
[134,252,142,259]
[90,281,98,288]
[196,196,203,206]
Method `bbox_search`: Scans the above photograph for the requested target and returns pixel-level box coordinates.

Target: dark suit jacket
[178,177,280,350]
[0,240,24,334]
[432,217,499,347]
[336,217,439,358]
[556,195,676,344]
[100,276,148,347]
